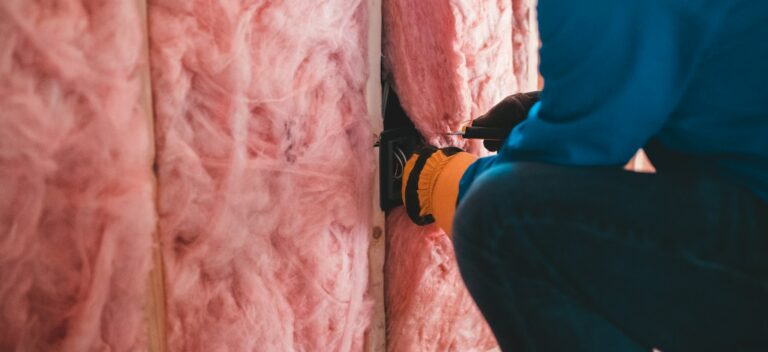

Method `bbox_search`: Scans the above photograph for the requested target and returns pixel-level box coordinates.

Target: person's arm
[401,92,540,236]
[495,0,724,167]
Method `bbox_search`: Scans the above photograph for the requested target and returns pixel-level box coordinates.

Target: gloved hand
[472,91,541,151]
[401,146,477,233]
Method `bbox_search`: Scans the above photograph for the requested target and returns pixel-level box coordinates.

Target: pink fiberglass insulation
[149,1,374,350]
[384,0,533,350]
[385,211,497,352]
[0,1,155,351]
[384,0,520,146]
[512,0,535,91]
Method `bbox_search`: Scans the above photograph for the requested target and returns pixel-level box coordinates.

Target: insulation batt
[385,211,497,352]
[512,0,534,91]
[0,1,155,351]
[384,0,533,350]
[149,0,374,350]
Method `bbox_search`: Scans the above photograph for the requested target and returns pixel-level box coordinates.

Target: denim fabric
[453,162,768,352]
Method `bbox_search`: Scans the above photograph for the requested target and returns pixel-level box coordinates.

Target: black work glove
[472,91,541,151]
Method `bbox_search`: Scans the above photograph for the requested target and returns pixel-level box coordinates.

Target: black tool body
[460,126,509,140]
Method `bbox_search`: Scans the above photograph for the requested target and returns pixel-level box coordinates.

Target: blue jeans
[453,162,768,351]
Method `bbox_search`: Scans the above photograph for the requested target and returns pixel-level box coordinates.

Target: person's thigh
[453,162,768,351]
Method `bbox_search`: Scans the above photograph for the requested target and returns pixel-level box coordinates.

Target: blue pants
[453,162,768,351]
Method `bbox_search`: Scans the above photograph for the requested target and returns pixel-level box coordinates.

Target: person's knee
[453,163,541,251]
[456,162,551,219]
[453,161,585,254]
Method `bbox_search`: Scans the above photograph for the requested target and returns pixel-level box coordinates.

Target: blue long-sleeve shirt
[460,0,768,202]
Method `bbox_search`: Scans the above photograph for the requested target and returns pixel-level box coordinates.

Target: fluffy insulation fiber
[384,0,534,350]
[384,0,531,146]
[149,1,374,350]
[0,1,155,351]
[385,211,497,352]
